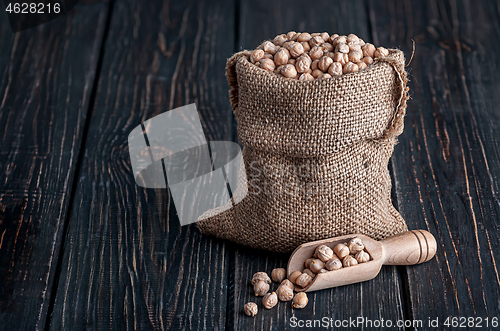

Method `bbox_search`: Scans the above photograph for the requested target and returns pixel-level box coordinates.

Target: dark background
[0,0,499,330]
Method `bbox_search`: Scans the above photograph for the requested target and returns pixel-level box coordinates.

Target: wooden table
[1,0,499,329]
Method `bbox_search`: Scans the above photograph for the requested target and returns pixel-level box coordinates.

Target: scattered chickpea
[325,51,336,59]
[282,41,294,49]
[335,43,349,54]
[355,250,371,263]
[332,52,345,64]
[334,243,350,259]
[361,56,374,65]
[261,41,277,55]
[280,279,294,290]
[286,31,297,40]
[289,270,302,284]
[293,292,308,309]
[340,53,350,65]
[250,49,265,63]
[300,52,311,61]
[299,72,314,80]
[273,34,287,46]
[271,268,287,283]
[260,58,275,71]
[316,245,334,262]
[309,46,324,60]
[312,69,323,78]
[332,35,346,47]
[244,302,258,317]
[348,237,365,254]
[295,56,311,73]
[318,56,333,72]
[328,62,343,76]
[332,52,342,62]
[289,42,305,58]
[362,43,376,58]
[329,34,339,43]
[296,273,313,288]
[301,41,311,52]
[348,42,362,52]
[302,268,314,277]
[358,62,368,70]
[325,258,343,270]
[311,59,319,71]
[297,32,312,42]
[309,36,325,47]
[343,255,359,267]
[322,43,334,52]
[251,272,271,286]
[348,50,363,63]
[276,284,294,301]
[254,280,270,296]
[374,46,389,58]
[309,259,325,273]
[305,258,315,269]
[281,64,297,78]
[347,33,359,43]
[262,292,278,309]
[320,32,330,42]
[312,245,321,257]
[274,48,289,66]
[343,62,359,74]
[319,73,332,79]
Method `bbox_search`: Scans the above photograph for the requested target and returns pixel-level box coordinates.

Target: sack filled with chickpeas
[198,31,409,253]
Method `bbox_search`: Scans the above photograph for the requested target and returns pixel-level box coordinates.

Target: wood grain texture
[368,0,500,323]
[230,1,408,329]
[2,0,498,329]
[0,2,109,330]
[49,0,235,330]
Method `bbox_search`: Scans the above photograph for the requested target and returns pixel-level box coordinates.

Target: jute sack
[198,49,409,253]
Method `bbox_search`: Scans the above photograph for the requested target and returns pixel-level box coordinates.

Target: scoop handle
[380,230,437,265]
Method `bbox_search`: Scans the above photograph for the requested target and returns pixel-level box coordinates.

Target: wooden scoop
[287,230,437,292]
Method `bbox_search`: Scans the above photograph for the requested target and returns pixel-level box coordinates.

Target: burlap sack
[197,48,409,253]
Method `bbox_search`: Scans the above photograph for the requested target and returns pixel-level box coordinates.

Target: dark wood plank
[231,1,408,329]
[49,0,235,330]
[0,2,109,330]
[369,0,500,324]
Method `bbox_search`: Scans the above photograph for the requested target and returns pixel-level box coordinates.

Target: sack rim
[235,48,403,87]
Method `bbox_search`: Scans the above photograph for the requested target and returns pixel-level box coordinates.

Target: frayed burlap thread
[197,49,409,253]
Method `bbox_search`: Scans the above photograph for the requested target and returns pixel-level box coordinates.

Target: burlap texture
[197,48,409,253]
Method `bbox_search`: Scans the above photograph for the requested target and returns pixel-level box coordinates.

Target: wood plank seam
[42,1,116,330]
